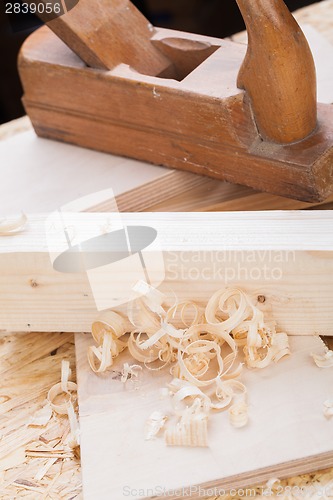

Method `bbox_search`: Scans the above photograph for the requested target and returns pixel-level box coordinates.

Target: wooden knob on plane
[236,0,317,144]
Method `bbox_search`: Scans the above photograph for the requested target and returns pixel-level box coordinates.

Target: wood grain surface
[1,212,333,334]
[75,334,333,500]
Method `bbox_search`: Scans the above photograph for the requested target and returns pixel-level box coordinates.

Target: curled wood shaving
[121,363,142,383]
[89,285,290,447]
[47,360,80,448]
[311,348,333,420]
[266,477,281,489]
[67,400,81,448]
[47,381,77,415]
[87,332,113,373]
[88,311,128,373]
[132,280,166,315]
[206,289,289,370]
[229,400,248,428]
[323,400,333,419]
[168,379,211,415]
[0,213,27,235]
[312,350,333,368]
[144,411,168,440]
[271,332,291,363]
[61,360,71,393]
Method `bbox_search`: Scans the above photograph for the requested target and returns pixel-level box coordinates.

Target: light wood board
[0,129,169,215]
[1,212,333,334]
[75,334,333,500]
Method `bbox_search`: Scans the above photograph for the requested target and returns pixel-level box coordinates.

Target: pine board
[1,212,333,334]
[75,334,333,500]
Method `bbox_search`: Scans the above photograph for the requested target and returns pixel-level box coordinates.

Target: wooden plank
[0,129,170,215]
[0,212,333,334]
[75,334,333,500]
[142,178,333,212]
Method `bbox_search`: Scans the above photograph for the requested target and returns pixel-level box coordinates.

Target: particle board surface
[0,332,82,498]
[75,334,333,500]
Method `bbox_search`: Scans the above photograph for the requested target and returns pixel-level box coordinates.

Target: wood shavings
[47,360,80,449]
[271,332,291,363]
[0,213,27,236]
[266,477,281,489]
[88,311,128,373]
[89,285,290,447]
[47,381,77,415]
[165,399,208,447]
[229,400,248,428]
[168,379,211,415]
[311,347,333,421]
[67,400,81,448]
[87,332,113,373]
[132,280,166,315]
[312,349,333,368]
[323,400,333,419]
[144,411,168,440]
[61,359,71,392]
[121,363,142,383]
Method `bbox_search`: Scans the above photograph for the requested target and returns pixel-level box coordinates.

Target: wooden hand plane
[18,0,333,202]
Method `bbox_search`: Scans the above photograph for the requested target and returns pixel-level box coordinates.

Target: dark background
[0,0,321,124]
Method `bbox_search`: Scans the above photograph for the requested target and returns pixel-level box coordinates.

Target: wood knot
[29,279,38,288]
[257,295,266,304]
